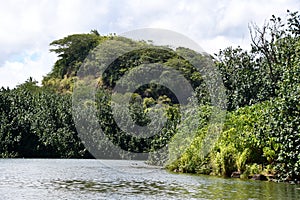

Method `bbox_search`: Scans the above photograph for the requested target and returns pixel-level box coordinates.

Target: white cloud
[0,49,57,88]
[0,0,299,88]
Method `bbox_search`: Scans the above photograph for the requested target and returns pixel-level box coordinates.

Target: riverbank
[163,101,300,183]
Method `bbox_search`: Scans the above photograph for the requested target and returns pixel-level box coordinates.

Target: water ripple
[52,179,198,198]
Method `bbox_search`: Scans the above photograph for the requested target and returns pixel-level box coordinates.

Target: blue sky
[0,0,299,88]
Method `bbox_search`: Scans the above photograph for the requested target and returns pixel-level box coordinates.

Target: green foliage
[212,145,238,177]
[236,148,251,173]
[253,11,300,181]
[209,103,267,176]
[93,87,181,154]
[166,105,215,173]
[0,85,90,158]
[243,164,262,178]
[47,31,104,79]
[215,47,266,110]
[168,10,300,181]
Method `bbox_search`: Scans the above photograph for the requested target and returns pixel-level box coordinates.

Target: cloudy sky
[0,0,299,88]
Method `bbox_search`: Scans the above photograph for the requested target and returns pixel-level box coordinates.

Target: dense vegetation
[167,10,300,182]
[0,10,299,182]
[0,79,91,158]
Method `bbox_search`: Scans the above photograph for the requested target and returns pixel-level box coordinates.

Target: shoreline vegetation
[0,11,299,183]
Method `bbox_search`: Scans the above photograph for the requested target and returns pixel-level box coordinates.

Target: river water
[0,159,299,199]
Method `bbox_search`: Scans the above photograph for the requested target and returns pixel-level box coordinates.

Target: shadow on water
[52,179,193,198]
[52,177,300,199]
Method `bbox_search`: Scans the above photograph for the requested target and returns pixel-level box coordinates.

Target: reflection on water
[0,159,299,199]
[53,179,191,198]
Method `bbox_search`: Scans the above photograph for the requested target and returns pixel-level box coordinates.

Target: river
[0,159,299,199]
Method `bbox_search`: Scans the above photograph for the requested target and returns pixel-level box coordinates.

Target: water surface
[0,159,299,199]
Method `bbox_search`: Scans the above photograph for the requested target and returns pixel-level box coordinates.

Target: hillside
[0,11,299,182]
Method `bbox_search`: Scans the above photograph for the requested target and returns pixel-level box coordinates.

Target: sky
[0,0,299,88]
